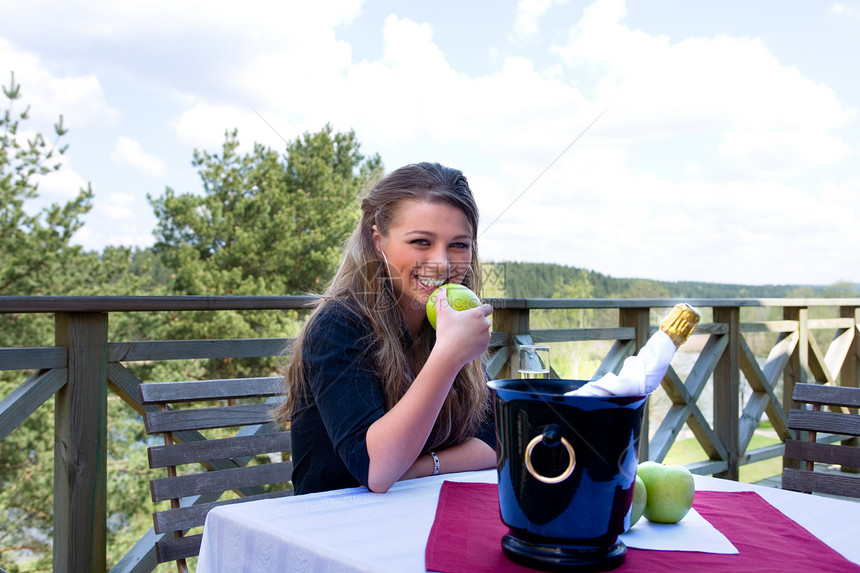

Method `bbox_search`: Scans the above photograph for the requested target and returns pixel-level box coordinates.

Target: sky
[2,0,858,287]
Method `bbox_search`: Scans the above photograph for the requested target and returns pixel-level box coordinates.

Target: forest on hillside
[483,261,856,300]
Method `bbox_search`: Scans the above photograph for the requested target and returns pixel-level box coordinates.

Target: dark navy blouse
[289,298,495,494]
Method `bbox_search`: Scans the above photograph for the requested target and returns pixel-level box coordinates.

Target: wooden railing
[0,295,858,573]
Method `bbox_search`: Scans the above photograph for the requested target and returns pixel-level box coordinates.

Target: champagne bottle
[566,303,700,397]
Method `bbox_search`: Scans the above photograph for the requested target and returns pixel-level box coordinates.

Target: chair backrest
[140,376,292,572]
[782,383,860,499]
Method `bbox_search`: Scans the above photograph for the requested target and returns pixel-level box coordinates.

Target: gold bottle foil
[659,303,700,347]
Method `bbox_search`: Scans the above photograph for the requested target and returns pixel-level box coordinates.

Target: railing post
[713,306,740,480]
[840,306,859,472]
[841,306,859,390]
[620,308,650,461]
[782,306,807,471]
[54,312,108,573]
[492,303,530,379]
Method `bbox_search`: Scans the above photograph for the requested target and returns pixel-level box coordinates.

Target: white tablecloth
[196,469,860,572]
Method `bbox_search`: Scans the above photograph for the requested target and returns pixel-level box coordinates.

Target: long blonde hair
[273,162,490,452]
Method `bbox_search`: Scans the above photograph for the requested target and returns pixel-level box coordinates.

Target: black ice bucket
[488,379,647,572]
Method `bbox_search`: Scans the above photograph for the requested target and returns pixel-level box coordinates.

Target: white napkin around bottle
[567,330,677,397]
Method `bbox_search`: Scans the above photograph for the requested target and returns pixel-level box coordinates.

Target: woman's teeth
[418,276,446,288]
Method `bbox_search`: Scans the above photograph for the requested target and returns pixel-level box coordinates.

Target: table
[196,469,860,572]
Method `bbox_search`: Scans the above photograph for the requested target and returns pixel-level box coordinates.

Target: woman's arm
[365,290,493,493]
[399,437,496,481]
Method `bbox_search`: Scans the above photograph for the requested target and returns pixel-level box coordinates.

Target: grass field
[662,421,783,484]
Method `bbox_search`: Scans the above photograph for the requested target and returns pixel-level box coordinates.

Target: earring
[380,251,394,290]
[381,251,390,271]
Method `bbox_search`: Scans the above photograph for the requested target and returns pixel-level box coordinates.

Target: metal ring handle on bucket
[524,432,576,484]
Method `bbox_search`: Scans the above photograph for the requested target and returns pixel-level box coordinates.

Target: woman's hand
[432,286,493,368]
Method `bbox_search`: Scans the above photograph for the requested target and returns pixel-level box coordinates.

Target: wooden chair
[140,376,293,572]
[782,382,860,499]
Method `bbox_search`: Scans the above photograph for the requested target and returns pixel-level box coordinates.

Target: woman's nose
[426,247,450,275]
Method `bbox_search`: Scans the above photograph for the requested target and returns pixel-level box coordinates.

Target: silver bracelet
[429,451,440,475]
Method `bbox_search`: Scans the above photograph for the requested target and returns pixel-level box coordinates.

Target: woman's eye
[411,239,431,246]
[450,242,470,250]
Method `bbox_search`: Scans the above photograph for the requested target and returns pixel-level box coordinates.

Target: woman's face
[373,199,474,331]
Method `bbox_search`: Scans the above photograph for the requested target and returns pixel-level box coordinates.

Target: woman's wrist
[429,451,440,475]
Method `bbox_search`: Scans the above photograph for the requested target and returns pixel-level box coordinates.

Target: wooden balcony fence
[0,295,858,573]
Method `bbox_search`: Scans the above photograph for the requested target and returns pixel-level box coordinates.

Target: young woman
[273,162,496,494]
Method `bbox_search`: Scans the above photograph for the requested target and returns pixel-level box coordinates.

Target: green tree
[550,270,596,329]
[822,281,859,298]
[786,285,817,298]
[0,75,172,571]
[148,125,382,376]
[151,125,381,297]
[0,71,94,571]
[616,279,670,300]
[0,72,92,300]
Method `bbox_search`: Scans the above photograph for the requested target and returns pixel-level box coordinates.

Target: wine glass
[518,345,551,379]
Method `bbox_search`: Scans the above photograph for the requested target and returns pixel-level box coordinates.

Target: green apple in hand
[629,474,648,527]
[637,461,695,524]
[426,284,481,329]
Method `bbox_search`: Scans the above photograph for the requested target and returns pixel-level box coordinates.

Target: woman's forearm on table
[365,348,463,492]
[399,437,496,481]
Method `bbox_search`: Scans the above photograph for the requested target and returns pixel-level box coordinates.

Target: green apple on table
[636,461,695,524]
[629,473,648,527]
[426,283,482,329]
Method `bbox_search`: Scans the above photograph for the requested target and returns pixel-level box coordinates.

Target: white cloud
[512,0,568,40]
[23,144,89,207]
[550,0,855,178]
[94,192,136,220]
[172,102,293,152]
[0,38,116,129]
[76,193,155,250]
[109,137,165,176]
[830,2,860,18]
[480,166,860,284]
[342,15,594,167]
[0,1,363,105]
[33,166,89,202]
